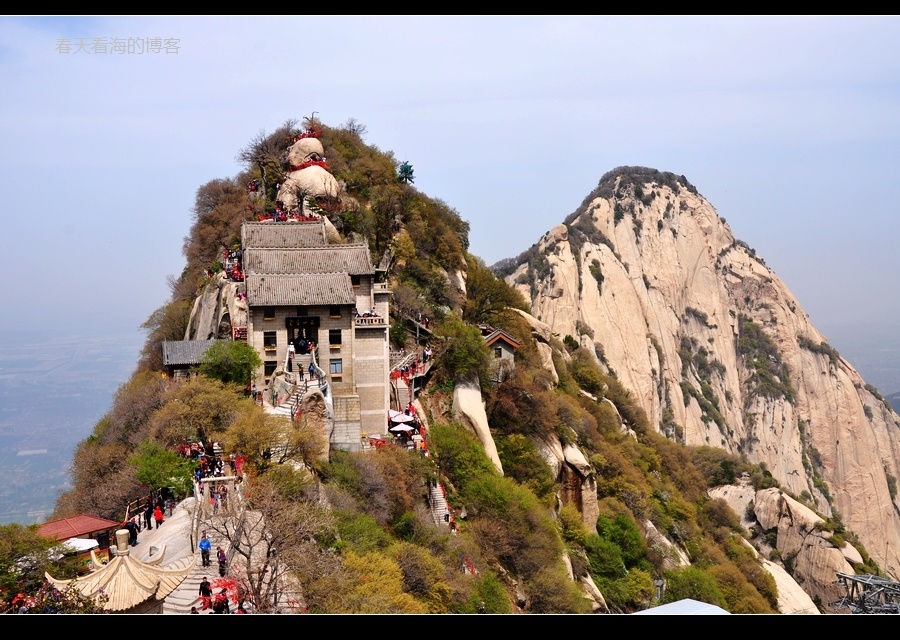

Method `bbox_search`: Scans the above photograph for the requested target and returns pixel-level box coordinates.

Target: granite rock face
[504,168,900,579]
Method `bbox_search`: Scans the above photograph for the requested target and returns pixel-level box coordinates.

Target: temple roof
[46,548,194,611]
[246,272,355,306]
[244,244,374,276]
[242,221,328,248]
[479,326,521,349]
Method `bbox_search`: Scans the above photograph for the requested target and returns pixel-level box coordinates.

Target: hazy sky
[2,16,898,387]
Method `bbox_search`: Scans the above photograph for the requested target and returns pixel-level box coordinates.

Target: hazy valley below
[0,329,141,525]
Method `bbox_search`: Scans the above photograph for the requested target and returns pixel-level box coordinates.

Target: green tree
[0,524,83,612]
[463,255,529,325]
[222,404,326,474]
[433,314,491,385]
[148,377,242,447]
[199,340,262,386]
[130,440,196,497]
[397,161,415,184]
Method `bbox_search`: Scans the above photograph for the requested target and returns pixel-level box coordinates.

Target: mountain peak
[503,168,900,581]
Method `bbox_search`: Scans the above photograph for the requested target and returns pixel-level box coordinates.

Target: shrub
[391,542,452,613]
[589,259,604,292]
[455,571,512,614]
[596,514,648,569]
[429,423,498,493]
[585,533,626,578]
[708,563,774,613]
[798,336,841,367]
[558,504,589,546]
[433,314,491,385]
[199,340,262,386]
[662,566,726,608]
[525,566,592,613]
[737,315,794,402]
[332,512,391,554]
[598,567,655,612]
[495,434,557,500]
[329,551,428,613]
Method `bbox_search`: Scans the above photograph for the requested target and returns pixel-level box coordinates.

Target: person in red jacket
[154,504,164,528]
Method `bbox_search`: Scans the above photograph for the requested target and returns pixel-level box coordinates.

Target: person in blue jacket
[199,532,212,567]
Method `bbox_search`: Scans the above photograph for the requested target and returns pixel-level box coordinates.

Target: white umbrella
[389,424,415,432]
[388,410,415,423]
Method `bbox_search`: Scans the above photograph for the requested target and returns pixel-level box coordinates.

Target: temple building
[242,221,391,450]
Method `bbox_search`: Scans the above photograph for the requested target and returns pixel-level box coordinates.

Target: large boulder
[452,381,503,475]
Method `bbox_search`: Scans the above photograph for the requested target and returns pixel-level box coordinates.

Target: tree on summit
[398,161,415,184]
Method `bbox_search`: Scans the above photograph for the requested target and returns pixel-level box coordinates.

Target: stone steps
[162,520,233,614]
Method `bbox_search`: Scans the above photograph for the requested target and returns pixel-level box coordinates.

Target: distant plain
[0,330,140,525]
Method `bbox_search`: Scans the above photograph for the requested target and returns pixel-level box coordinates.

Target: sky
[1,16,899,391]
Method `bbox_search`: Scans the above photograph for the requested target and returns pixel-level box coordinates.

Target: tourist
[217,546,227,577]
[199,576,212,610]
[125,519,138,546]
[199,532,211,567]
[143,502,153,531]
[213,588,230,614]
[154,504,164,529]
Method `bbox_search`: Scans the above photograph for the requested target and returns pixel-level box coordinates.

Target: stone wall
[331,394,361,452]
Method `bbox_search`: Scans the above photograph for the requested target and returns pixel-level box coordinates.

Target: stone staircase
[396,377,412,409]
[265,350,329,420]
[429,483,451,529]
[268,376,324,419]
[162,518,232,614]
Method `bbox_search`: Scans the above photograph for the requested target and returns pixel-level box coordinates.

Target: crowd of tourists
[256,199,322,223]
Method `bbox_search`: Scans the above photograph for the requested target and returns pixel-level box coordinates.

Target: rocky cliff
[502,167,900,578]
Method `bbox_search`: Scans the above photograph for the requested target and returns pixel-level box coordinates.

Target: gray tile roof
[241,221,327,248]
[246,273,355,306]
[162,339,218,366]
[244,244,374,275]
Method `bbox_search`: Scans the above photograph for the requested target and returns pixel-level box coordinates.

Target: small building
[161,339,219,379]
[38,514,121,564]
[479,325,520,383]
